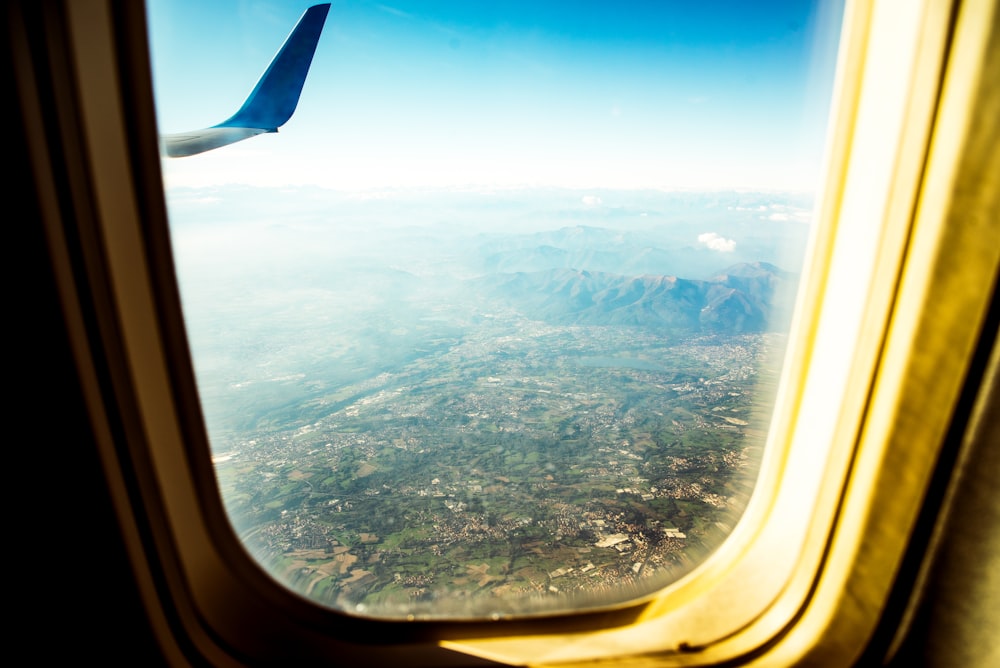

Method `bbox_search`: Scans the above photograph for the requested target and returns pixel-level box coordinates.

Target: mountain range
[473,261,797,335]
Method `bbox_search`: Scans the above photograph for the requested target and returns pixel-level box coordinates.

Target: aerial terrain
[170,187,810,617]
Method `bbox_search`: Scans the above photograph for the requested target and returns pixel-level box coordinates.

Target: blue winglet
[162,3,331,158]
[216,3,330,131]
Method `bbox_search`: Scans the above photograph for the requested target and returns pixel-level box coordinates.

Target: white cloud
[698,232,736,252]
[582,195,603,207]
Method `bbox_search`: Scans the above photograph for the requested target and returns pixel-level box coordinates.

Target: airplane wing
[161,3,331,158]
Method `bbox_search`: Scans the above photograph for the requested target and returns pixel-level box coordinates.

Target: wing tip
[159,3,330,157]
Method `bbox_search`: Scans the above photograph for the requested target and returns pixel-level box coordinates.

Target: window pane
[146,0,844,618]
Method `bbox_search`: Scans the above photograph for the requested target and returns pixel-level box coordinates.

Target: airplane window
[144,0,844,619]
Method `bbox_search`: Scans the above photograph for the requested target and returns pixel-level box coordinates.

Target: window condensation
[146,0,845,618]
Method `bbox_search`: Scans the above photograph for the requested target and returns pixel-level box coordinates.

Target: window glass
[146,0,844,618]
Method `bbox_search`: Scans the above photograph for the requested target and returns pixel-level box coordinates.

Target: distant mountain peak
[713,261,790,279]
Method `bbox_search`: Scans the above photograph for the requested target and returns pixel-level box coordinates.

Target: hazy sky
[146,0,844,191]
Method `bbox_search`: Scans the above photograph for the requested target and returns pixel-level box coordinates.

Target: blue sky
[146,0,844,191]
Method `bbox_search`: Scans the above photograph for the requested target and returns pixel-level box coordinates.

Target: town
[212,321,785,617]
